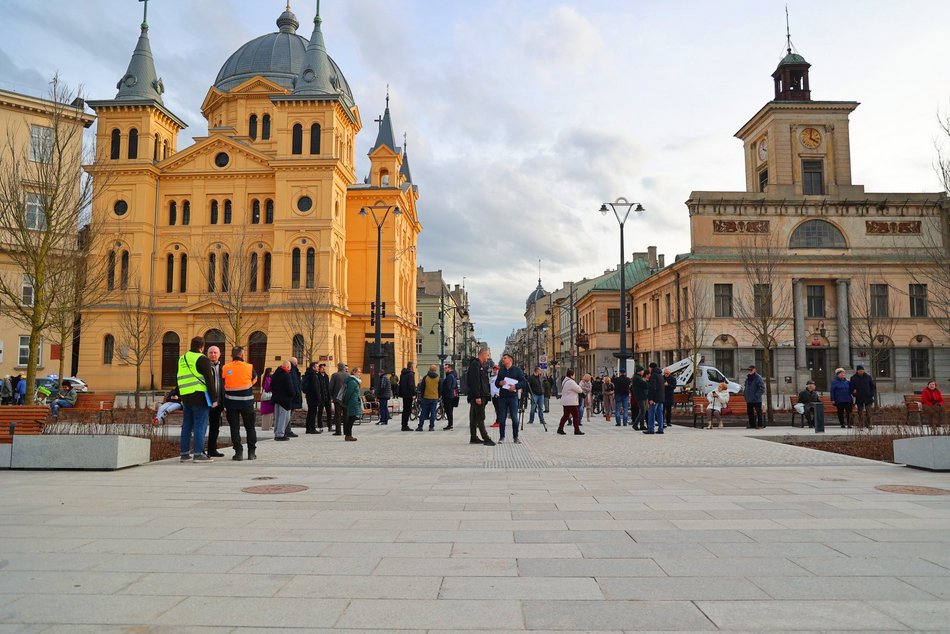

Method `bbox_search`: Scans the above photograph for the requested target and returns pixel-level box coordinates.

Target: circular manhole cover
[252,476,276,481]
[875,484,950,496]
[242,484,308,494]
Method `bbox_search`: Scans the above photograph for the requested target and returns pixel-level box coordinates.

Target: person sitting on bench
[50,382,78,417]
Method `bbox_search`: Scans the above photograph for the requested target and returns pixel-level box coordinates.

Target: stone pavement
[1,403,949,632]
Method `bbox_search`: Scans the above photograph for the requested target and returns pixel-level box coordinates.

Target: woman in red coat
[921,380,945,432]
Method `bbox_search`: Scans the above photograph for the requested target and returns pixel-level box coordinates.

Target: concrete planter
[0,443,10,469]
[893,436,950,471]
[10,435,150,470]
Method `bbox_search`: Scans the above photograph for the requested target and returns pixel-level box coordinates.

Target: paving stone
[597,576,770,600]
[0,571,141,595]
[275,575,442,599]
[119,571,293,597]
[792,556,950,577]
[452,543,582,558]
[335,599,523,630]
[518,558,666,577]
[899,576,950,599]
[373,557,518,576]
[654,557,812,577]
[514,530,635,543]
[702,541,847,558]
[230,556,379,576]
[577,541,716,559]
[749,575,939,600]
[0,594,185,625]
[522,599,716,631]
[696,600,912,630]
[440,576,604,599]
[155,596,349,628]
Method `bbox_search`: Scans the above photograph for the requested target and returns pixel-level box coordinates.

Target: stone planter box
[0,443,10,469]
[893,436,950,471]
[10,435,150,470]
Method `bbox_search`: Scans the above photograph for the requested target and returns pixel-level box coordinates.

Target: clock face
[757,138,768,161]
[800,127,822,149]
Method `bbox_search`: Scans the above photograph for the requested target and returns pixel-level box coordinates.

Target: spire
[400,132,413,183]
[277,1,299,33]
[114,1,164,103]
[292,0,340,97]
[371,88,397,153]
[785,4,792,55]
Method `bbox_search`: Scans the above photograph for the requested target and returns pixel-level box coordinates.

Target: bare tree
[281,287,331,365]
[680,278,711,392]
[850,274,898,404]
[114,278,163,409]
[197,227,265,349]
[733,234,793,425]
[0,75,108,403]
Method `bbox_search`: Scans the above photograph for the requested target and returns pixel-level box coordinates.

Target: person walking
[602,375,615,423]
[270,361,295,440]
[614,368,633,427]
[744,365,766,429]
[329,362,349,436]
[526,367,546,426]
[495,354,527,443]
[441,363,459,431]
[376,369,392,425]
[259,368,274,431]
[465,348,495,446]
[830,368,853,428]
[557,369,584,435]
[663,368,677,428]
[399,362,417,431]
[705,382,730,429]
[631,366,649,430]
[315,363,333,431]
[177,335,218,462]
[417,364,440,432]
[578,374,593,422]
[341,367,363,441]
[645,362,666,434]
[850,365,876,428]
[302,361,322,434]
[921,379,945,432]
[222,346,258,460]
[205,346,226,457]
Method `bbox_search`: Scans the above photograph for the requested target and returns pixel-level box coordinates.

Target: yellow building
[80,5,420,390]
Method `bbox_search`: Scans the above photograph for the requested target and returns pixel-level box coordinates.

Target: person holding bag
[705,382,730,429]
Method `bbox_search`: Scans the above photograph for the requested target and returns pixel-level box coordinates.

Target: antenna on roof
[385,84,390,109]
[785,4,792,55]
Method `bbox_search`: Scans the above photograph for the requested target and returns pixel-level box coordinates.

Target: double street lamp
[359,202,401,388]
[599,197,645,375]
[545,282,576,377]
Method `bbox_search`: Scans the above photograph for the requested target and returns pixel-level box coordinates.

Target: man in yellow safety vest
[177,335,218,462]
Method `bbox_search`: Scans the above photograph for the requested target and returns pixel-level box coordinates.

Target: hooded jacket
[420,370,440,400]
[399,367,417,398]
[830,377,853,405]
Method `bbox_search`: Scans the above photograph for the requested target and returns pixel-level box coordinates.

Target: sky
[2,0,949,357]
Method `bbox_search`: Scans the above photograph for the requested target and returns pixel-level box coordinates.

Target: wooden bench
[904,394,950,426]
[691,394,748,428]
[0,406,50,443]
[789,395,838,427]
[58,392,116,423]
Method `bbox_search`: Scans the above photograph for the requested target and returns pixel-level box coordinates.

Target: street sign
[539,355,548,364]
[540,363,548,370]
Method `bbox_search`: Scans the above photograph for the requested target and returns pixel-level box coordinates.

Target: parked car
[34,376,89,401]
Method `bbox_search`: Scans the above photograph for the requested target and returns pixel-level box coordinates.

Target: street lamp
[359,202,401,388]
[599,197,645,375]
[545,282,576,373]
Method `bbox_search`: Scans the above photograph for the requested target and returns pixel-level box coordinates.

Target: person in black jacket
[205,346,226,457]
[526,367,545,425]
[399,362,417,431]
[270,361,295,440]
[441,363,459,430]
[286,357,302,437]
[302,362,322,434]
[465,349,494,445]
[645,362,666,434]
[495,354,527,443]
[850,365,876,428]
[663,368,677,428]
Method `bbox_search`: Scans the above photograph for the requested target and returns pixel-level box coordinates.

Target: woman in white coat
[558,369,585,435]
[706,382,731,429]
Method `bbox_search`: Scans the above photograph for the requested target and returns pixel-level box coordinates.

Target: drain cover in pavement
[252,476,276,480]
[875,484,950,496]
[242,484,308,494]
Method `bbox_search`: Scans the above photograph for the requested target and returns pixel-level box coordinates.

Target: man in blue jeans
[177,335,219,462]
[645,362,665,434]
[494,354,527,443]
[526,367,546,426]
[612,368,632,426]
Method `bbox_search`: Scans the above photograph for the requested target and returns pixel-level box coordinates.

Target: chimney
[658,254,665,268]
[647,246,658,270]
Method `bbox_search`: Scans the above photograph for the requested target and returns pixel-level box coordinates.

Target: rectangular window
[25,193,47,230]
[806,285,825,318]
[754,349,776,378]
[875,348,892,378]
[625,301,631,329]
[665,293,672,323]
[910,349,931,379]
[870,284,889,318]
[753,283,772,317]
[758,168,768,192]
[607,308,621,333]
[910,284,928,318]
[802,159,824,195]
[21,275,34,307]
[642,303,647,328]
[633,306,639,331]
[415,311,423,327]
[682,287,689,320]
[415,337,423,355]
[654,300,660,328]
[29,125,53,163]
[18,335,41,367]
[714,349,735,379]
[714,284,733,317]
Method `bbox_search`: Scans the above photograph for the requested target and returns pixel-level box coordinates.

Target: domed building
[81,4,421,390]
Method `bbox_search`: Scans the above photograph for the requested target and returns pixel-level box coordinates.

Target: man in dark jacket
[663,368,677,428]
[375,370,392,425]
[441,363,459,431]
[613,369,632,427]
[205,346,226,457]
[631,366,649,430]
[466,348,494,445]
[495,353,527,443]
[526,367,545,426]
[329,362,349,436]
[398,362,417,431]
[286,357,303,437]
[270,361,295,440]
[744,365,766,429]
[645,362,666,434]
[303,362,322,434]
[797,380,822,428]
[315,363,333,431]
[178,336,219,462]
[850,365,876,428]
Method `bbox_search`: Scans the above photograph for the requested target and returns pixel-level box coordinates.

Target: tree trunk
[25,328,41,405]
[134,362,141,410]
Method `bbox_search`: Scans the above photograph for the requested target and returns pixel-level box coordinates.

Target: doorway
[807,348,828,391]
[248,331,267,377]
[161,332,180,388]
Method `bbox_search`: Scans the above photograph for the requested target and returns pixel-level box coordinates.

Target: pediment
[228,76,289,95]
[159,135,274,175]
[184,298,224,314]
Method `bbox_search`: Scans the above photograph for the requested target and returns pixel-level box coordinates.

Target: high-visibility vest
[222,360,255,409]
[177,351,208,396]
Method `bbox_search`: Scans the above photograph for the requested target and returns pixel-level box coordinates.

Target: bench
[789,395,838,427]
[904,394,950,426]
[0,406,50,443]
[691,394,749,428]
[58,392,116,423]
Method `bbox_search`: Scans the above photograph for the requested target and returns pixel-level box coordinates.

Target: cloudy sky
[2,0,948,355]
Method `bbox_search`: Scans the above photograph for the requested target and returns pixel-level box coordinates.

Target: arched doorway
[161,332,180,388]
[248,331,267,377]
[204,329,226,355]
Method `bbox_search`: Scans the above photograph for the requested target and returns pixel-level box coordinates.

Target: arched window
[292,123,303,154]
[166,254,174,293]
[221,253,230,292]
[306,247,315,289]
[789,219,847,249]
[291,247,301,289]
[120,250,129,290]
[161,332,180,387]
[153,134,159,161]
[261,114,271,140]
[251,199,260,224]
[182,200,191,226]
[179,254,187,292]
[162,139,169,159]
[107,250,116,290]
[292,334,305,361]
[168,201,177,226]
[110,128,120,160]
[248,114,258,141]
[128,128,138,159]
[210,200,218,225]
[249,252,259,292]
[208,253,216,292]
[380,169,390,186]
[224,200,232,224]
[310,123,321,154]
[265,199,274,224]
[263,252,272,291]
[103,334,115,365]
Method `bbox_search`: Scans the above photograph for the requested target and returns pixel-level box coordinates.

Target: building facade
[415,268,474,374]
[79,6,421,390]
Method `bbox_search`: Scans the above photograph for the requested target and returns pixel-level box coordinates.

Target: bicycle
[410,397,445,421]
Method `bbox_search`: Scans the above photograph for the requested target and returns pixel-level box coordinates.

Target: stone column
[836,279,851,369]
[793,279,806,370]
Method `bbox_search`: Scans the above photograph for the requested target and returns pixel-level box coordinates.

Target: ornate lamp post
[359,202,401,388]
[599,197,645,375]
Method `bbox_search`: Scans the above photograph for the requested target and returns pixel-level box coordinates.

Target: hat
[834,367,845,374]
[649,362,658,369]
[856,365,864,370]
[619,368,627,374]
[635,364,644,373]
